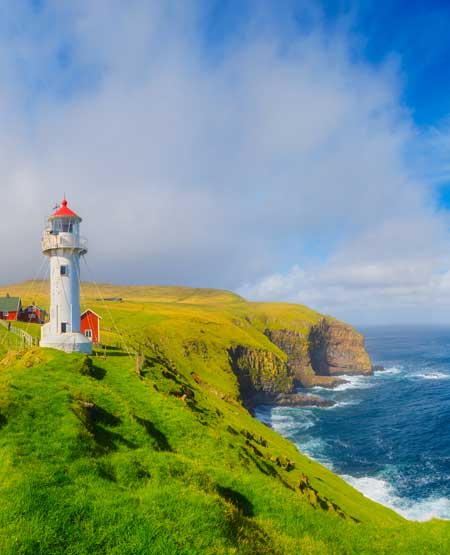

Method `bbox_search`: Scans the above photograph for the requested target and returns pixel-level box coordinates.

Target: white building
[40,199,92,354]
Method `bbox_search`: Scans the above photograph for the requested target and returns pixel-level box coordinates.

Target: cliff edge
[309,319,372,377]
[230,309,373,406]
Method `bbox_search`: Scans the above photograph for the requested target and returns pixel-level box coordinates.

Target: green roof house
[0,295,22,321]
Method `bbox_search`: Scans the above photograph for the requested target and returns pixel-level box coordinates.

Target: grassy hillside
[0,282,449,554]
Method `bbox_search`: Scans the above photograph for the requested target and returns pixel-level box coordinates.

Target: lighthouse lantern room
[40,199,92,354]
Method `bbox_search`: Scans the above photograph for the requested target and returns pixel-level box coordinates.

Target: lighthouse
[40,199,92,354]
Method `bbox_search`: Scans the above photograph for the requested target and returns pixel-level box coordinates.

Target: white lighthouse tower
[40,198,92,354]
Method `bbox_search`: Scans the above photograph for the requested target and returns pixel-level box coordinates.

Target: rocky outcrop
[372,365,385,372]
[264,329,345,388]
[241,391,334,408]
[270,393,334,408]
[309,319,372,376]
[229,319,372,408]
[228,346,293,408]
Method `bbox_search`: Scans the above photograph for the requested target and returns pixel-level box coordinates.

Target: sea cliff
[230,315,373,407]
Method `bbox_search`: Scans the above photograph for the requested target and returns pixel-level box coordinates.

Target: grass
[0,325,19,356]
[0,281,449,554]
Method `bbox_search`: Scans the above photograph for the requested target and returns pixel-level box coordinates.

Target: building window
[61,322,68,333]
[60,265,69,276]
[85,329,92,339]
[2,312,8,318]
[52,219,76,234]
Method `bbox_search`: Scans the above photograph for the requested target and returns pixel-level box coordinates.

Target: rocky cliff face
[228,345,293,407]
[230,318,373,406]
[309,319,372,376]
[264,329,345,388]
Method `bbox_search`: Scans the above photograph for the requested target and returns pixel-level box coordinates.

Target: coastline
[254,326,450,522]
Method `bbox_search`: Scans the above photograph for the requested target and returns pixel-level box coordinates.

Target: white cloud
[239,217,450,324]
[0,1,449,323]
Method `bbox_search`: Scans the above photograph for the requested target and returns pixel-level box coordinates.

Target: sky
[1,0,450,325]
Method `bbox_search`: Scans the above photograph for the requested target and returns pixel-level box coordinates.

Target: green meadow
[0,282,449,554]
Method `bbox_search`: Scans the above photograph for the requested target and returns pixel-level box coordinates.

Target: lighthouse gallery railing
[42,233,88,253]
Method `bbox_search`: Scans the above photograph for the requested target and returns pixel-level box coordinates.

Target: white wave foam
[379,366,402,375]
[413,372,449,380]
[295,437,334,469]
[262,410,331,466]
[342,475,450,521]
[258,407,316,435]
[332,374,375,391]
[309,374,374,393]
[326,400,360,409]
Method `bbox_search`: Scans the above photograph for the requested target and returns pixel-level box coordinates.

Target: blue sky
[204,0,450,123]
[351,0,450,125]
[15,1,450,125]
[204,0,450,214]
[7,1,450,141]
[201,0,450,211]
[1,0,450,324]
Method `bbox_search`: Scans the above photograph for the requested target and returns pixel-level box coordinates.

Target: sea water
[255,326,450,521]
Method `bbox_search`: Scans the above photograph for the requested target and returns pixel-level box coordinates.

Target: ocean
[255,326,450,521]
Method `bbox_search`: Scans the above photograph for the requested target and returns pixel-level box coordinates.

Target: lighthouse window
[61,322,68,333]
[52,219,76,233]
[60,265,69,276]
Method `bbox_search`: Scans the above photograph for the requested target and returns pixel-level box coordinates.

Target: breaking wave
[254,406,316,435]
[332,374,375,391]
[310,373,375,393]
[342,475,450,521]
[412,371,450,380]
[378,366,402,375]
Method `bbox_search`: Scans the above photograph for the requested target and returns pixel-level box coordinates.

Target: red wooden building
[0,296,22,321]
[19,305,47,324]
[80,309,101,345]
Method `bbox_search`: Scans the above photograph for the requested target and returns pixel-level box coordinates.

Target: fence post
[0,320,35,350]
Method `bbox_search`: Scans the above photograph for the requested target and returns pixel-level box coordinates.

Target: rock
[169,385,195,402]
[264,328,353,388]
[372,365,386,372]
[241,391,334,408]
[183,340,208,359]
[285,459,295,471]
[228,345,294,408]
[298,473,310,492]
[272,393,335,408]
[190,371,203,384]
[229,318,372,409]
[304,375,348,388]
[264,328,317,387]
[309,319,372,376]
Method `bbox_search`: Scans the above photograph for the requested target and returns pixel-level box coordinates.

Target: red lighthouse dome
[49,198,81,220]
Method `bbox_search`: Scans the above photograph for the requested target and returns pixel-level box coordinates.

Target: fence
[0,319,39,348]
